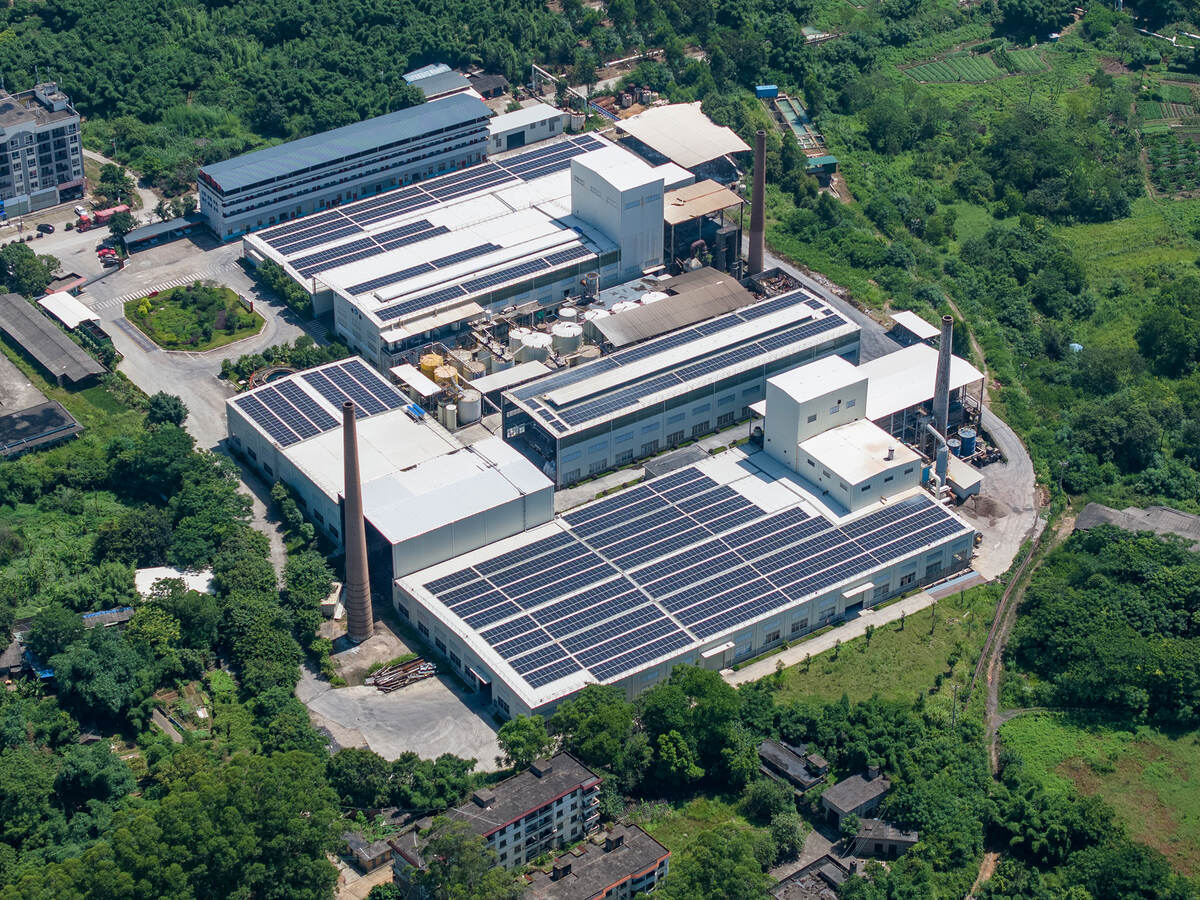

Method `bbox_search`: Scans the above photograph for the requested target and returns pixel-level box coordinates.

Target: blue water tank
[756,85,779,99]
[958,426,977,456]
[947,437,962,457]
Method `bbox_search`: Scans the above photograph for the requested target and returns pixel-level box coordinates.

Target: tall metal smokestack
[933,314,954,439]
[748,129,766,276]
[342,401,373,643]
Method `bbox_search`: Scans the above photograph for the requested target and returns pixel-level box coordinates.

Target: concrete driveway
[299,666,502,770]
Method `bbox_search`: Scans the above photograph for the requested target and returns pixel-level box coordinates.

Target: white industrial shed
[487,103,565,155]
[395,447,976,718]
[224,358,553,588]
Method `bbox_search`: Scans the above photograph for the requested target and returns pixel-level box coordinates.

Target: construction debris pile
[366,658,437,693]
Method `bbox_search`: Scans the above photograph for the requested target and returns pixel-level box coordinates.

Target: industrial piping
[342,400,374,643]
[933,314,953,438]
[748,129,766,276]
[923,421,950,487]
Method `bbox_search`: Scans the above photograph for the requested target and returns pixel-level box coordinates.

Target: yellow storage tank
[419,353,443,377]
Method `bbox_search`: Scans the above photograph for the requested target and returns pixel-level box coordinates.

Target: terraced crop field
[905,54,1003,82]
[1006,49,1047,72]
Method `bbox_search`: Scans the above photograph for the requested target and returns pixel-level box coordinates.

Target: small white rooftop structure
[487,102,564,135]
[799,419,920,485]
[135,566,215,597]
[890,310,940,342]
[37,291,98,330]
[858,344,984,421]
[390,364,442,399]
[768,355,862,407]
[469,360,552,395]
[618,102,752,169]
[572,144,666,192]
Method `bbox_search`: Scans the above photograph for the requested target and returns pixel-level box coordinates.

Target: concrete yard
[300,670,502,770]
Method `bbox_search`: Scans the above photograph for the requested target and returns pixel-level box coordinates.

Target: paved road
[81,147,159,213]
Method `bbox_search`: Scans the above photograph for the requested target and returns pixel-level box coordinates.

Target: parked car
[97,247,117,258]
[36,223,54,234]
[101,256,121,268]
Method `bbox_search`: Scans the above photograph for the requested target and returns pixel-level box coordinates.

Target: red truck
[76,204,130,232]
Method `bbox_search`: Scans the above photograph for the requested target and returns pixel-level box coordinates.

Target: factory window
[247,448,257,461]
[807,459,815,467]
[263,464,273,476]
[822,469,831,478]
[791,618,808,635]
[435,638,446,653]
[589,440,608,452]
[899,571,915,588]
[846,398,856,408]
[718,395,734,406]
[418,622,430,637]
[926,557,943,577]
[616,449,633,464]
[396,604,410,618]
[615,432,632,444]
[623,199,641,209]
[692,422,709,437]
[328,525,338,538]
[884,475,894,483]
[861,483,871,492]
[564,469,581,483]
[830,404,840,415]
[904,466,915,474]
[839,482,848,491]
[764,630,780,645]
[589,459,607,475]
[717,412,734,428]
[807,414,817,423]
[667,430,684,445]
[872,584,889,603]
[641,440,659,456]
[314,511,324,524]
[562,450,582,463]
[667,412,685,424]
[449,652,461,668]
[693,403,711,415]
[641,422,658,433]
[743,387,759,396]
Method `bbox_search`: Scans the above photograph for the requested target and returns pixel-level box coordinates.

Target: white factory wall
[226,405,345,545]
[570,160,664,282]
[393,528,975,718]
[763,377,869,471]
[390,487,554,578]
[487,109,565,154]
[791,447,920,513]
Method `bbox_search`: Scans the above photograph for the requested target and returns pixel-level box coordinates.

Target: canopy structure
[619,102,751,169]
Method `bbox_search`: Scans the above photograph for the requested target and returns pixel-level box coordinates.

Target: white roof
[619,102,752,168]
[650,162,695,191]
[488,103,563,134]
[362,437,551,545]
[469,360,551,394]
[37,291,97,329]
[799,418,920,485]
[135,566,215,597]
[890,310,940,341]
[859,345,985,421]
[390,364,441,398]
[572,145,665,192]
[768,355,863,405]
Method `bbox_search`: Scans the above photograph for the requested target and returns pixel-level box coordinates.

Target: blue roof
[200,94,491,194]
[412,71,472,98]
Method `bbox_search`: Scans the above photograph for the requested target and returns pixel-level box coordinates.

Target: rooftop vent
[552,861,573,881]
[530,759,554,778]
[472,789,496,808]
[604,833,625,853]
[867,764,881,780]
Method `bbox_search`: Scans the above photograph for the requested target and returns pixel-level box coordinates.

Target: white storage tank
[558,306,579,322]
[516,331,553,363]
[641,291,668,304]
[441,403,458,430]
[458,390,482,424]
[507,327,530,352]
[551,322,584,354]
[610,300,639,314]
[581,308,610,342]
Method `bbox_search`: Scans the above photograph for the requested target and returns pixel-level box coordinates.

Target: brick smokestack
[748,129,767,276]
[342,401,373,643]
[933,315,953,439]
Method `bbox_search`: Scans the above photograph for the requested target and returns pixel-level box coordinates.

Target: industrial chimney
[933,314,953,439]
[748,129,766,276]
[342,401,374,643]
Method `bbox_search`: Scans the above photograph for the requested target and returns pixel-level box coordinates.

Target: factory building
[0,83,84,217]
[198,93,492,239]
[486,103,565,155]
[396,435,976,718]
[224,358,553,593]
[241,134,682,371]
[501,286,860,486]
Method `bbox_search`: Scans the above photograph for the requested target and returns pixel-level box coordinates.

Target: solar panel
[275,223,362,256]
[324,365,387,415]
[463,600,523,629]
[431,243,502,268]
[378,224,451,252]
[427,567,481,594]
[375,285,468,322]
[349,262,436,297]
[256,386,321,440]
[343,359,406,409]
[262,210,348,246]
[525,656,583,688]
[234,394,301,446]
[372,220,436,245]
[300,370,368,418]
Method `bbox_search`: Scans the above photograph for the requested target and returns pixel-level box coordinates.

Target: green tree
[1,244,59,297]
[414,816,523,900]
[496,714,553,770]
[367,885,403,900]
[24,605,84,660]
[328,747,392,808]
[770,811,808,864]
[125,606,181,657]
[108,211,137,238]
[657,825,771,900]
[145,392,188,427]
[840,813,861,843]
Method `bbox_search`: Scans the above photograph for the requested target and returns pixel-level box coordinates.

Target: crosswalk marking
[85,260,242,312]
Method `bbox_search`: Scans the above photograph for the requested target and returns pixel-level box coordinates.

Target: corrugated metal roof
[37,291,97,329]
[594,269,755,347]
[411,70,472,99]
[662,179,743,226]
[0,293,104,383]
[201,94,490,193]
[618,102,751,168]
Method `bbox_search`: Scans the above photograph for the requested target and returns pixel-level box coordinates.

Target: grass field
[1160,82,1195,104]
[1000,713,1200,876]
[1005,48,1047,73]
[773,585,1000,708]
[124,282,262,351]
[906,54,1003,82]
[634,796,776,873]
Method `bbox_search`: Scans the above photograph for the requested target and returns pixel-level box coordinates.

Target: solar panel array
[257,135,609,282]
[374,243,595,323]
[508,291,845,432]
[420,469,971,691]
[233,360,407,447]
